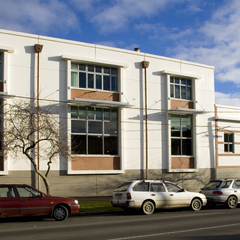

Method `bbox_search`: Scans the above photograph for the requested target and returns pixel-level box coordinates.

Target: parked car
[0,184,80,221]
[111,179,207,214]
[200,179,240,209]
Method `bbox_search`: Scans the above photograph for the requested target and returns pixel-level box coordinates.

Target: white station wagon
[112,180,207,214]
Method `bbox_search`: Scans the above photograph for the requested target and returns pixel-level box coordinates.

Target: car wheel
[53,205,69,221]
[142,201,155,215]
[226,195,238,209]
[191,198,202,211]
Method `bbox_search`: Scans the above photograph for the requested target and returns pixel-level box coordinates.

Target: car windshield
[114,182,132,192]
[202,181,222,190]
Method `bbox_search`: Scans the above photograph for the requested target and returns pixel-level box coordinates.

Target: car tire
[191,198,202,211]
[226,195,238,209]
[142,201,155,215]
[53,205,69,221]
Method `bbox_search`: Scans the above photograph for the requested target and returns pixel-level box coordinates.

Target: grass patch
[79,201,122,212]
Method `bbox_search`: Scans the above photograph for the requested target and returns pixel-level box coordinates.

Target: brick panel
[171,157,194,169]
[171,99,193,109]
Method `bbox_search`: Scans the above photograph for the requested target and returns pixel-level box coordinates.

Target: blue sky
[1,0,240,106]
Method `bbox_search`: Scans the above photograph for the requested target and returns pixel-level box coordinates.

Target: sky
[0,0,240,107]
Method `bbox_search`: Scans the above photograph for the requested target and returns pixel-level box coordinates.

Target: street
[0,206,240,240]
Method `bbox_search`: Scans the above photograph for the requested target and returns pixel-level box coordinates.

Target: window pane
[181,115,192,125]
[181,79,186,84]
[71,63,78,70]
[96,75,102,89]
[104,67,110,74]
[79,64,86,71]
[111,68,117,75]
[175,85,180,98]
[104,109,110,120]
[182,139,192,155]
[111,109,118,121]
[175,78,179,84]
[71,106,78,118]
[181,85,186,99]
[133,182,149,191]
[170,85,174,98]
[71,72,78,87]
[104,136,118,154]
[71,120,86,133]
[111,76,117,91]
[186,80,191,86]
[182,126,192,137]
[170,77,174,83]
[87,107,94,120]
[103,76,110,90]
[171,126,180,137]
[88,136,102,154]
[229,133,234,143]
[105,122,118,134]
[71,135,86,154]
[186,87,191,100]
[224,144,229,152]
[88,65,94,72]
[88,121,102,133]
[229,144,234,152]
[88,74,94,88]
[78,107,86,119]
[96,108,102,120]
[79,72,86,88]
[171,115,180,125]
[171,139,181,155]
[96,66,101,73]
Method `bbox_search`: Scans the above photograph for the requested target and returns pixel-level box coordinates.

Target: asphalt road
[0,206,240,240]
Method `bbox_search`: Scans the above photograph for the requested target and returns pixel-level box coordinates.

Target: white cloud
[215,92,240,108]
[0,0,80,35]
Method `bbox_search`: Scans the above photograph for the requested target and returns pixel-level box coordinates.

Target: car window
[150,183,166,192]
[133,182,149,192]
[113,182,132,192]
[16,186,42,198]
[233,180,240,189]
[0,186,16,198]
[165,183,181,192]
[221,180,232,188]
[202,181,222,190]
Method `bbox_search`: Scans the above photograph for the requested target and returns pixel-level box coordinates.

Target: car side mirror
[179,188,185,192]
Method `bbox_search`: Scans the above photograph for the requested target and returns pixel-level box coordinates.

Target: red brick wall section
[171,99,193,109]
[71,89,119,101]
[71,156,120,170]
[171,157,194,169]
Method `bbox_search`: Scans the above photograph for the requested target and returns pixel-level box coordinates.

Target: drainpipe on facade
[34,44,43,190]
[142,60,149,179]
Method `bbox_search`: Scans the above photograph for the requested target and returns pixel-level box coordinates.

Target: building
[0,29,239,197]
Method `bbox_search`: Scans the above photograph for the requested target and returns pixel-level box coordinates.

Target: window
[171,114,192,155]
[170,77,192,100]
[0,52,3,81]
[133,182,149,191]
[71,63,118,92]
[71,106,118,155]
[150,183,166,192]
[224,133,234,153]
[233,180,240,189]
[0,186,16,198]
[16,186,42,198]
[165,183,181,192]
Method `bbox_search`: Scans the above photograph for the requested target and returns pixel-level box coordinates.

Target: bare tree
[2,98,69,196]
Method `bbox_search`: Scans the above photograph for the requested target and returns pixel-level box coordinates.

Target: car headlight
[74,200,79,204]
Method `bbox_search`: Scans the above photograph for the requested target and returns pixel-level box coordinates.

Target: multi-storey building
[0,29,239,197]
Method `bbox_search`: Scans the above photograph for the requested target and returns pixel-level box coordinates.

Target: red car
[0,184,80,221]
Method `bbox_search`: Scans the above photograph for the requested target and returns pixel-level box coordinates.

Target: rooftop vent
[134,48,140,52]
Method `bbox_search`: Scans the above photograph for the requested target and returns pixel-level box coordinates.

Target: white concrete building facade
[0,29,238,197]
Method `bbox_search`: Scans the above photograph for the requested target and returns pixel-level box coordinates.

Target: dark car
[0,184,80,221]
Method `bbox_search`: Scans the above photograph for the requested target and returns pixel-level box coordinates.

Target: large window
[0,53,3,81]
[71,63,118,92]
[171,114,192,155]
[224,133,234,153]
[71,106,118,155]
[170,77,192,100]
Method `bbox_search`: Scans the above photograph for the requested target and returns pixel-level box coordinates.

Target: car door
[0,186,20,217]
[232,180,240,202]
[16,186,51,217]
[164,183,189,207]
[149,183,169,208]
